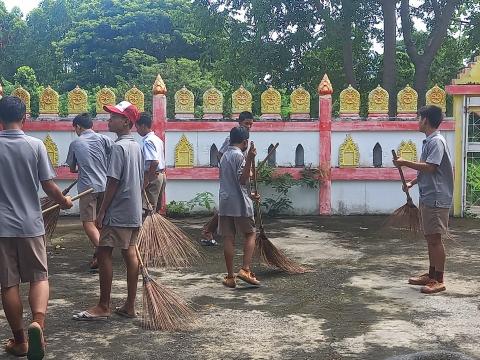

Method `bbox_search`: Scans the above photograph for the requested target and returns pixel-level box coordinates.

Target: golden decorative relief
[96,87,116,114]
[261,86,281,114]
[175,86,194,114]
[232,86,252,113]
[153,74,167,95]
[426,85,446,112]
[175,134,194,168]
[318,74,333,95]
[397,85,418,114]
[397,140,417,162]
[290,86,310,114]
[68,86,88,114]
[339,134,359,168]
[453,55,480,85]
[339,85,360,115]
[39,86,59,115]
[43,134,58,167]
[11,86,31,113]
[368,85,389,114]
[203,87,223,114]
[125,86,145,112]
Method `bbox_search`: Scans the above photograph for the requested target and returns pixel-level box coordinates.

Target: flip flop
[27,322,45,360]
[72,310,109,321]
[4,339,28,357]
[114,307,137,319]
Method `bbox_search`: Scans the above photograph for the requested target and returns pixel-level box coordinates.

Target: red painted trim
[446,84,480,95]
[54,166,78,180]
[331,167,417,181]
[331,120,455,132]
[319,95,332,215]
[23,120,109,132]
[152,95,167,214]
[165,121,319,132]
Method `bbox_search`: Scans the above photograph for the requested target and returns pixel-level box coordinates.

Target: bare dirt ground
[1,216,479,360]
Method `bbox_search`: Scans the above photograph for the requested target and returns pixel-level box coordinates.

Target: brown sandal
[5,339,28,357]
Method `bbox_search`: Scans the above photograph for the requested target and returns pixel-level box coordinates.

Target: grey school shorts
[0,236,48,288]
[420,203,450,236]
[79,191,104,222]
[99,225,139,250]
[218,216,256,237]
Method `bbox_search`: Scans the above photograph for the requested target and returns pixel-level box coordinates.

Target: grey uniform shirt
[218,146,254,217]
[417,131,454,208]
[0,130,56,237]
[66,129,114,193]
[103,134,144,227]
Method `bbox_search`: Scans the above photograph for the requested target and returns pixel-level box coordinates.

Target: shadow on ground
[1,216,479,359]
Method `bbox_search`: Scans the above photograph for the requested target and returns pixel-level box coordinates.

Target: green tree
[0,2,27,79]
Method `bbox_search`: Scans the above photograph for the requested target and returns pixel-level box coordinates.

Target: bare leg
[427,234,446,272]
[82,221,100,248]
[119,246,139,316]
[28,280,49,329]
[223,235,235,277]
[242,232,256,271]
[1,285,25,337]
[86,246,113,316]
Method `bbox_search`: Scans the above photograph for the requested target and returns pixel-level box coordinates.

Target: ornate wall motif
[261,86,281,114]
[125,86,145,112]
[43,134,59,167]
[397,85,418,114]
[318,74,333,95]
[232,86,252,114]
[153,74,167,95]
[339,85,360,115]
[175,86,195,114]
[203,87,223,114]
[68,86,88,114]
[368,85,389,115]
[397,140,417,162]
[96,87,116,114]
[426,85,446,113]
[39,86,59,115]
[175,134,194,168]
[290,86,310,114]
[339,134,360,168]
[11,86,31,113]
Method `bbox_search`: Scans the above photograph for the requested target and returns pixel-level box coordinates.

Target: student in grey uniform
[394,105,454,294]
[0,96,73,358]
[219,126,260,288]
[73,101,143,320]
[66,113,114,270]
[135,112,166,213]
[201,111,255,245]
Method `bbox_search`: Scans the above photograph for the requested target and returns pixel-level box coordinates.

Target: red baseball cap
[103,101,140,124]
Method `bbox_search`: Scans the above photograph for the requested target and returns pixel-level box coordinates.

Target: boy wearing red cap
[73,101,144,320]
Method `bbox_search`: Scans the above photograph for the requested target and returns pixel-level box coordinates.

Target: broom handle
[41,188,94,214]
[142,190,154,213]
[251,156,264,229]
[256,142,279,174]
[62,179,78,196]
[391,150,413,203]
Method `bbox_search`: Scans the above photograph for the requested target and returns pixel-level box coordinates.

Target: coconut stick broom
[386,150,421,234]
[41,180,78,240]
[135,245,194,331]
[137,193,202,268]
[201,143,280,238]
[251,156,307,274]
[42,188,94,215]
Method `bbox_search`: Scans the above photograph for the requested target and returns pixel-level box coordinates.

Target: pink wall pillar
[318,75,333,215]
[152,93,167,214]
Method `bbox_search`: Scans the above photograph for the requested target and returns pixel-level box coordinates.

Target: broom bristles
[141,271,195,331]
[138,212,202,268]
[385,203,422,234]
[256,229,308,274]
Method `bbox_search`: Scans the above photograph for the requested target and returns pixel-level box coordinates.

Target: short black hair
[137,112,152,128]
[0,96,26,124]
[229,126,249,145]
[238,111,254,123]
[418,105,443,129]
[73,113,93,129]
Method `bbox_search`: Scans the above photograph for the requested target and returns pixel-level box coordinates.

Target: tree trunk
[414,61,430,107]
[341,0,356,87]
[382,0,397,117]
